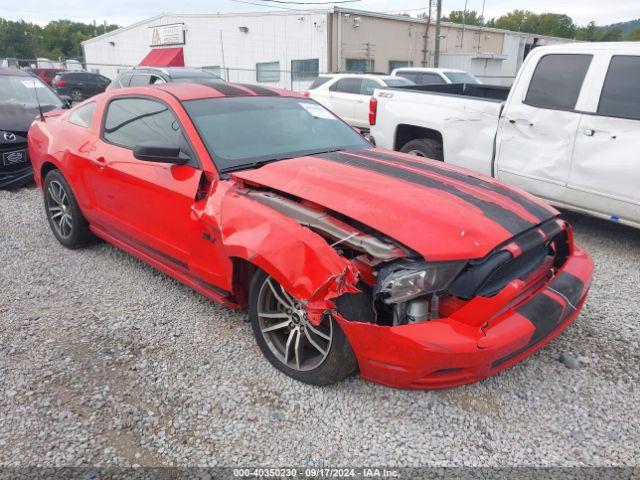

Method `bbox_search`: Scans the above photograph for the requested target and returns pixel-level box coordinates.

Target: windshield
[184,96,370,173]
[0,75,63,107]
[383,78,415,87]
[444,72,481,84]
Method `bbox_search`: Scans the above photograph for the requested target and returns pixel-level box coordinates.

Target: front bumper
[336,246,593,389]
[0,165,33,189]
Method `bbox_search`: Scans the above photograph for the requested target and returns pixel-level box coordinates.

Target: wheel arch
[394,124,443,151]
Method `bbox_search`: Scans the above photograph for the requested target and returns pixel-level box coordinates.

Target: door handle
[91,156,106,169]
[507,118,534,126]
[583,129,595,137]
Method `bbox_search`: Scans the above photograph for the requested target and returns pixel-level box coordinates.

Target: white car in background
[306,74,414,129]
[391,67,482,85]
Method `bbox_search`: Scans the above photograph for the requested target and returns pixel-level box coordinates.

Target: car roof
[114,81,304,102]
[393,68,465,73]
[124,67,215,76]
[319,73,397,80]
[0,67,32,77]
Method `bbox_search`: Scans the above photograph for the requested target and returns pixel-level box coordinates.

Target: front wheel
[44,169,95,249]
[249,270,358,385]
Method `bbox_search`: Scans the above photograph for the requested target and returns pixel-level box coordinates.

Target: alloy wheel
[256,276,333,371]
[71,90,83,102]
[46,180,73,239]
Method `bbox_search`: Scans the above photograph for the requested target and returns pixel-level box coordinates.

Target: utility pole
[422,1,433,67]
[434,0,442,67]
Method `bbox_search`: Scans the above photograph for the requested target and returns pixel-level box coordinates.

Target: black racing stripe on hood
[237,84,280,96]
[360,150,555,222]
[317,151,534,235]
[208,83,253,96]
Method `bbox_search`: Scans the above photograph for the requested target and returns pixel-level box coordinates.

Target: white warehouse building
[82,7,572,90]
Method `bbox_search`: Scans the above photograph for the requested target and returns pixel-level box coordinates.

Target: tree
[601,27,623,41]
[0,17,119,60]
[626,27,640,40]
[576,21,604,41]
[442,10,484,26]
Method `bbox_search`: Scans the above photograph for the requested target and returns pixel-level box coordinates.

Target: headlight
[376,260,466,304]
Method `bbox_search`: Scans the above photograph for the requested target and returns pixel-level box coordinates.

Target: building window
[256,61,280,82]
[389,60,412,72]
[346,59,374,73]
[291,59,319,80]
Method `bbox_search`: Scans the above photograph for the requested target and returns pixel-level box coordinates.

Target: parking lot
[1,185,638,467]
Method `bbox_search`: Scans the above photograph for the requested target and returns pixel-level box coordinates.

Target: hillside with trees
[437,9,640,41]
[0,18,119,61]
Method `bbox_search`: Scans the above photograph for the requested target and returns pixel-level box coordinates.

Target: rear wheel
[400,138,444,161]
[249,270,357,385]
[44,169,95,249]
[70,89,83,102]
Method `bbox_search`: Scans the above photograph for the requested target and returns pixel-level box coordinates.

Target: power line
[229,0,309,11]
[254,0,361,4]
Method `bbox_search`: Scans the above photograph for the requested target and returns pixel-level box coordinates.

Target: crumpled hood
[232,149,558,261]
[0,102,58,133]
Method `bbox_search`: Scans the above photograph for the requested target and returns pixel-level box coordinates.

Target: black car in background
[0,67,69,189]
[107,67,224,90]
[52,71,110,102]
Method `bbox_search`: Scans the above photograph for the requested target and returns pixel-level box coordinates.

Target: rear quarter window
[524,54,593,111]
[598,55,640,120]
[308,77,332,89]
[68,102,96,128]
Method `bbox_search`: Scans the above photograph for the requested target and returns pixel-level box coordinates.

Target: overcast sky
[0,0,638,27]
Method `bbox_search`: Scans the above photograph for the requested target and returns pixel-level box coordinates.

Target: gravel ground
[0,185,638,468]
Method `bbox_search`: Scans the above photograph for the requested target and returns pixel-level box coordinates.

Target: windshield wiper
[221,148,346,174]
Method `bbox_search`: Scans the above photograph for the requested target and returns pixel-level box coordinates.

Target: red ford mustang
[28,82,593,389]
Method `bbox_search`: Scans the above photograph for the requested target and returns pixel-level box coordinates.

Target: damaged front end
[238,185,592,389]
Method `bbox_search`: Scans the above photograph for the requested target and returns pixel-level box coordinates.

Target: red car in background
[32,68,65,85]
[28,82,593,389]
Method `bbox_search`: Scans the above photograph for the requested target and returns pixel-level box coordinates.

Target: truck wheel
[400,138,444,161]
[249,270,358,386]
[44,169,95,249]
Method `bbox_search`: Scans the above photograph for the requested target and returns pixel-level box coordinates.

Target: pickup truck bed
[372,83,509,176]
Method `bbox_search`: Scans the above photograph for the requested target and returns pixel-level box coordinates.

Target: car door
[496,53,593,203]
[326,77,362,126]
[566,54,640,226]
[86,96,204,266]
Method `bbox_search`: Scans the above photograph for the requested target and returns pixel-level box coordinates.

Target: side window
[598,55,640,120]
[397,72,419,82]
[329,78,362,94]
[69,102,96,128]
[360,79,381,96]
[308,76,332,89]
[420,73,446,85]
[129,74,152,87]
[118,74,133,88]
[524,54,592,111]
[103,98,181,149]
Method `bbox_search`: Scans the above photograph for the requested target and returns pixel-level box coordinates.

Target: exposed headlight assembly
[375,259,466,304]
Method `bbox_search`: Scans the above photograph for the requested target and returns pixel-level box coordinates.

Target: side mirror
[60,95,72,109]
[133,143,188,164]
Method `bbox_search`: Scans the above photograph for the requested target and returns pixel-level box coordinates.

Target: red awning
[138,47,184,67]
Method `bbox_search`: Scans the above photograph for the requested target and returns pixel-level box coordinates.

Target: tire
[400,138,444,161]
[44,169,95,249]
[249,270,358,386]
[70,89,83,102]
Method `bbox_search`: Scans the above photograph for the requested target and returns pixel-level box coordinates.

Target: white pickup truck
[370,42,640,229]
